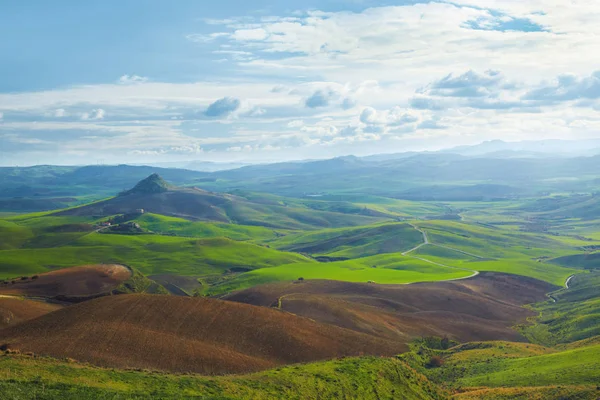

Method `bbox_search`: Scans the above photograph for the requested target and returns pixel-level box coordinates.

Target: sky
[1,0,600,166]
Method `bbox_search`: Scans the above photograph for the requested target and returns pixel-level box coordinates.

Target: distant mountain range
[443,139,600,158]
[2,138,600,213]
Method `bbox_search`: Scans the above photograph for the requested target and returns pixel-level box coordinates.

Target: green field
[0,354,445,400]
[136,213,283,241]
[207,255,473,295]
[522,272,600,345]
[0,233,312,279]
[397,337,600,398]
[452,344,600,388]
[268,222,423,258]
[0,205,591,292]
[425,342,600,388]
[409,221,582,286]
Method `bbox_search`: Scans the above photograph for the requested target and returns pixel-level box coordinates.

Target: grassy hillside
[207,255,473,295]
[136,213,281,241]
[0,354,446,400]
[0,206,587,294]
[268,222,423,258]
[416,341,600,389]
[411,221,582,286]
[522,272,600,345]
[448,343,600,388]
[0,214,95,250]
[453,386,599,399]
[399,338,600,399]
[0,233,311,280]
[550,252,600,270]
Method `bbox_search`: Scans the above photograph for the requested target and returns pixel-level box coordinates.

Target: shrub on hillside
[427,355,445,368]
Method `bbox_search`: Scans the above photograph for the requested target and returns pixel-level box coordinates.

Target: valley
[4,0,600,397]
[0,158,599,399]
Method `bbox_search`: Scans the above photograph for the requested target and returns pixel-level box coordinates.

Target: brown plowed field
[224,272,556,343]
[0,294,405,375]
[0,298,62,328]
[0,264,131,298]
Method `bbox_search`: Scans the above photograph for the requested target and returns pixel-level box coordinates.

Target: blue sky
[1,0,599,165]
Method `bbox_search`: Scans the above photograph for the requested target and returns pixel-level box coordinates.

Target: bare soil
[0,294,406,375]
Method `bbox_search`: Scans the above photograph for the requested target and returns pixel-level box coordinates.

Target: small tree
[427,355,445,368]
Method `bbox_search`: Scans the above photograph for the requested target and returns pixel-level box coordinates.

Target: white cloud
[231,28,268,41]
[287,120,304,128]
[196,2,600,85]
[118,75,148,85]
[4,2,600,163]
[129,143,203,155]
[305,88,339,108]
[360,106,420,128]
[524,71,600,102]
[54,108,68,117]
[186,32,229,43]
[81,109,105,120]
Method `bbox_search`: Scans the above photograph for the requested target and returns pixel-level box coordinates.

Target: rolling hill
[0,298,62,328]
[268,222,424,259]
[0,294,406,375]
[224,272,556,344]
[0,264,131,299]
[523,194,600,220]
[57,174,387,229]
[399,338,600,399]
[522,271,600,345]
[0,354,447,400]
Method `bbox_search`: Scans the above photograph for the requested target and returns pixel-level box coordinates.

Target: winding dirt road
[401,223,480,281]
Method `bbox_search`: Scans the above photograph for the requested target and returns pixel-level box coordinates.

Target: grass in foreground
[436,343,600,388]
[0,354,446,400]
[399,338,600,399]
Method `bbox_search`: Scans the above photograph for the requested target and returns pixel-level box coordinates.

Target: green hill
[0,233,312,284]
[436,342,599,388]
[522,272,600,345]
[57,175,387,230]
[269,222,424,258]
[550,252,600,270]
[0,354,447,400]
[399,338,600,399]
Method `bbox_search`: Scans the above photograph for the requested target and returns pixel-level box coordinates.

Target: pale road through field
[547,274,580,303]
[402,224,430,256]
[402,223,480,280]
